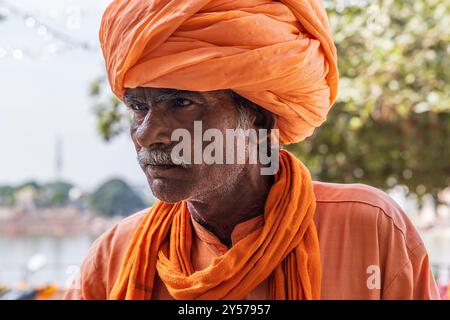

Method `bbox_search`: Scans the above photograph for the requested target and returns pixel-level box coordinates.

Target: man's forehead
[125,87,193,100]
[124,87,231,103]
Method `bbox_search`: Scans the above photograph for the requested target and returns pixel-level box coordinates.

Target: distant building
[15,186,40,214]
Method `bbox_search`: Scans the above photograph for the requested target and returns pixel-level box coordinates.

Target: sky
[0,0,149,192]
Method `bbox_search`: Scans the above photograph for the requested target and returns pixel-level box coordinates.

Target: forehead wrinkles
[200,90,242,129]
[124,87,146,102]
[201,90,235,109]
[127,88,209,103]
[124,88,176,102]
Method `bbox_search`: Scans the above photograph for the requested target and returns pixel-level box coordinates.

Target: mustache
[137,148,189,168]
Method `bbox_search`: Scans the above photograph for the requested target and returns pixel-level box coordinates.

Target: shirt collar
[190,213,264,255]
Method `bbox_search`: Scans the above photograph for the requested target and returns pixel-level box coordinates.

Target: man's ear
[229,90,275,131]
[251,106,276,131]
[246,106,277,146]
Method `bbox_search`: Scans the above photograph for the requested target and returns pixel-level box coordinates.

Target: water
[0,234,96,287]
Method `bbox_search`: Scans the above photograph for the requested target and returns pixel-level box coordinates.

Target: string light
[0,0,98,61]
[0,5,8,19]
[0,47,7,58]
[12,48,23,60]
[24,16,36,28]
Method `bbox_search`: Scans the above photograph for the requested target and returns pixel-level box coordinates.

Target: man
[65,0,439,299]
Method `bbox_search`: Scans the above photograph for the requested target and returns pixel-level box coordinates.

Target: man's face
[125,87,247,203]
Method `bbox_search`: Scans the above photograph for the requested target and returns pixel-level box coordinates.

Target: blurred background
[0,0,448,299]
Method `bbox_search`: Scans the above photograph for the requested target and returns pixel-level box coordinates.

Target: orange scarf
[109,150,321,300]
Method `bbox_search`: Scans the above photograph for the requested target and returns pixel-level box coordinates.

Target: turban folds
[100,0,338,144]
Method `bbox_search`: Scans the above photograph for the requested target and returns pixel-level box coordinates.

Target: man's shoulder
[312,181,423,251]
[311,182,438,299]
[313,181,405,222]
[98,207,150,246]
[111,207,149,235]
[313,181,399,213]
[89,207,150,262]
[65,207,151,299]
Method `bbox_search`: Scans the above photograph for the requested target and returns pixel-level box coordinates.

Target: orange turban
[99,0,338,144]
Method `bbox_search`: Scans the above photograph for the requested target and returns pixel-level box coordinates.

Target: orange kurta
[64,182,440,300]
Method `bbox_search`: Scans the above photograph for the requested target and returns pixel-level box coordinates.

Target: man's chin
[148,178,189,203]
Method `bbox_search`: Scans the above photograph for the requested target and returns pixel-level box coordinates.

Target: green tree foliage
[90,78,130,142]
[0,180,74,207]
[0,186,16,206]
[89,178,147,217]
[89,0,450,201]
[287,0,449,202]
[40,181,74,207]
[0,180,43,206]
[17,180,41,190]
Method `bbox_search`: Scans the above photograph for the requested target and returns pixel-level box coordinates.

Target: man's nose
[133,109,173,148]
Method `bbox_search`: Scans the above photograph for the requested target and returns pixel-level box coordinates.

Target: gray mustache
[137,149,188,167]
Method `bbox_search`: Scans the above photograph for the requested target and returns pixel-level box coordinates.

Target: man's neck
[187,165,274,248]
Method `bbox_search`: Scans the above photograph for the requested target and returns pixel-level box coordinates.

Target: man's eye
[172,98,192,107]
[129,103,148,111]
